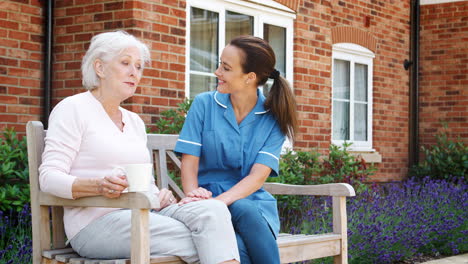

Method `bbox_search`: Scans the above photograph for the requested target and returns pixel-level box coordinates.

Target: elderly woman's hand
[158,188,177,209]
[98,174,128,198]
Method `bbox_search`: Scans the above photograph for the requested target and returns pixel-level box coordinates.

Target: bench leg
[131,208,150,264]
[333,196,348,264]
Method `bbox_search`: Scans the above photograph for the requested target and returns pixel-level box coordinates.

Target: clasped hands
[97,175,212,209]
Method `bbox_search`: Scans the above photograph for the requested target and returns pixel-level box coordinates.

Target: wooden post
[333,196,348,264]
[131,208,150,264]
[52,206,66,248]
[27,121,52,264]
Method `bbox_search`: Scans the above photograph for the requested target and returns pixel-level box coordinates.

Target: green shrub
[0,128,30,212]
[319,142,375,193]
[268,150,322,211]
[410,130,467,181]
[152,98,193,134]
[270,143,376,221]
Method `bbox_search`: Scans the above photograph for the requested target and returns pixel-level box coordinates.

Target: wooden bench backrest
[147,134,185,199]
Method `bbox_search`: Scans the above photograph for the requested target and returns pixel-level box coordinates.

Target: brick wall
[2,0,463,182]
[0,0,43,133]
[293,0,411,181]
[419,1,468,148]
[52,0,186,130]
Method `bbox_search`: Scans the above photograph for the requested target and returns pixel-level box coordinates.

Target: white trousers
[70,199,240,264]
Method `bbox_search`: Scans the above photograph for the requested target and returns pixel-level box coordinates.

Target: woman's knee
[196,199,231,219]
[229,199,261,221]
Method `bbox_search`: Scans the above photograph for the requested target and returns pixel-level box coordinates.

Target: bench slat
[43,248,75,258]
[264,182,355,197]
[69,258,87,264]
[280,239,341,263]
[56,253,80,262]
[278,233,341,247]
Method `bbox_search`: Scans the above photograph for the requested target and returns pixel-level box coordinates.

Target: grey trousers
[69,199,240,264]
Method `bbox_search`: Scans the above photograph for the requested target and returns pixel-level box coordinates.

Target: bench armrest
[38,191,160,209]
[263,183,356,197]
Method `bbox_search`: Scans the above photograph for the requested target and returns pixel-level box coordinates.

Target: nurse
[175,35,298,264]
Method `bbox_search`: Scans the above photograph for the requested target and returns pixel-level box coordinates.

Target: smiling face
[214,45,253,94]
[95,46,143,101]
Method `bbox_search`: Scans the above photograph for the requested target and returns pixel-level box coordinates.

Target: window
[186,0,295,98]
[332,43,375,151]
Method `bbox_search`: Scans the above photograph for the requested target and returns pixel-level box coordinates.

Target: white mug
[115,163,152,192]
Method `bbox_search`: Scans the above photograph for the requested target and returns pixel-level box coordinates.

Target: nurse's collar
[214,91,227,109]
[214,91,270,115]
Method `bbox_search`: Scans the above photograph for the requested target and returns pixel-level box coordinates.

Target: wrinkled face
[97,46,143,100]
[214,45,250,94]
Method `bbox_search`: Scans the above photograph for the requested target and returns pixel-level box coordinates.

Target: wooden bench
[27,120,355,264]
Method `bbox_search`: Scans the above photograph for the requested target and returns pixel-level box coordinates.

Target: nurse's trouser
[69,199,240,264]
[229,198,280,264]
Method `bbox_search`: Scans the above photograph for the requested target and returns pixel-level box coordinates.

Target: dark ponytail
[229,35,298,140]
[264,75,298,140]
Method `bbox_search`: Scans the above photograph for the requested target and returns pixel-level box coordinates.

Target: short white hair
[81,30,151,90]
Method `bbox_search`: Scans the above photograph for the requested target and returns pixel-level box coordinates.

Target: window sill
[350,151,382,163]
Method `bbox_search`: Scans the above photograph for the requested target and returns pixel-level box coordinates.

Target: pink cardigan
[39,91,159,240]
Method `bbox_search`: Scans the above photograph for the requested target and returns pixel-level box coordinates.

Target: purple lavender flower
[279,177,467,263]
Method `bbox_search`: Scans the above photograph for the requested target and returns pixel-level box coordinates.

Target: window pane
[264,24,286,76]
[333,101,349,140]
[263,24,286,95]
[189,74,217,98]
[225,11,253,43]
[354,103,367,141]
[190,7,218,73]
[355,63,368,102]
[333,59,350,100]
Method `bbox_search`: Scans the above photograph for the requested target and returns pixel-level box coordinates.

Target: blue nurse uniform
[175,90,284,264]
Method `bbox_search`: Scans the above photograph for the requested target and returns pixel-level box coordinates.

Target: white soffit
[421,0,467,5]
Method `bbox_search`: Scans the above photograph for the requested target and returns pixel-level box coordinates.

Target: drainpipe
[43,0,53,129]
[404,0,420,169]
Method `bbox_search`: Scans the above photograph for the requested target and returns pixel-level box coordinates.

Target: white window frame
[332,43,375,151]
[185,0,295,98]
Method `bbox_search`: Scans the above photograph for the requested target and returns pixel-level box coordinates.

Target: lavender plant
[280,177,468,264]
[0,205,32,264]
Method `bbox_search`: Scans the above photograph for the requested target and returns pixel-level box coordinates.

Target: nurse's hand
[178,196,204,205]
[187,187,212,199]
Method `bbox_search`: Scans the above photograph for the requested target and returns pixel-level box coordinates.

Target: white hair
[81,30,151,90]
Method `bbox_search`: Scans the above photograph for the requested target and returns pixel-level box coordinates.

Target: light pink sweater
[39,91,159,240]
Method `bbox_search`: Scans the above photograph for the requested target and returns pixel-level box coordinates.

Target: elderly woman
[39,31,239,264]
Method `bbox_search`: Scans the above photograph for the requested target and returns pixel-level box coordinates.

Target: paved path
[421,254,468,264]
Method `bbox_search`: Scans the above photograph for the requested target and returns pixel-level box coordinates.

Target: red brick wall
[52,0,186,130]
[419,1,468,148]
[293,0,411,181]
[3,0,463,182]
[0,0,43,133]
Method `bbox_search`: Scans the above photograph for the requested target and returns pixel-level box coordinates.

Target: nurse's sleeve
[254,123,286,177]
[174,96,205,157]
